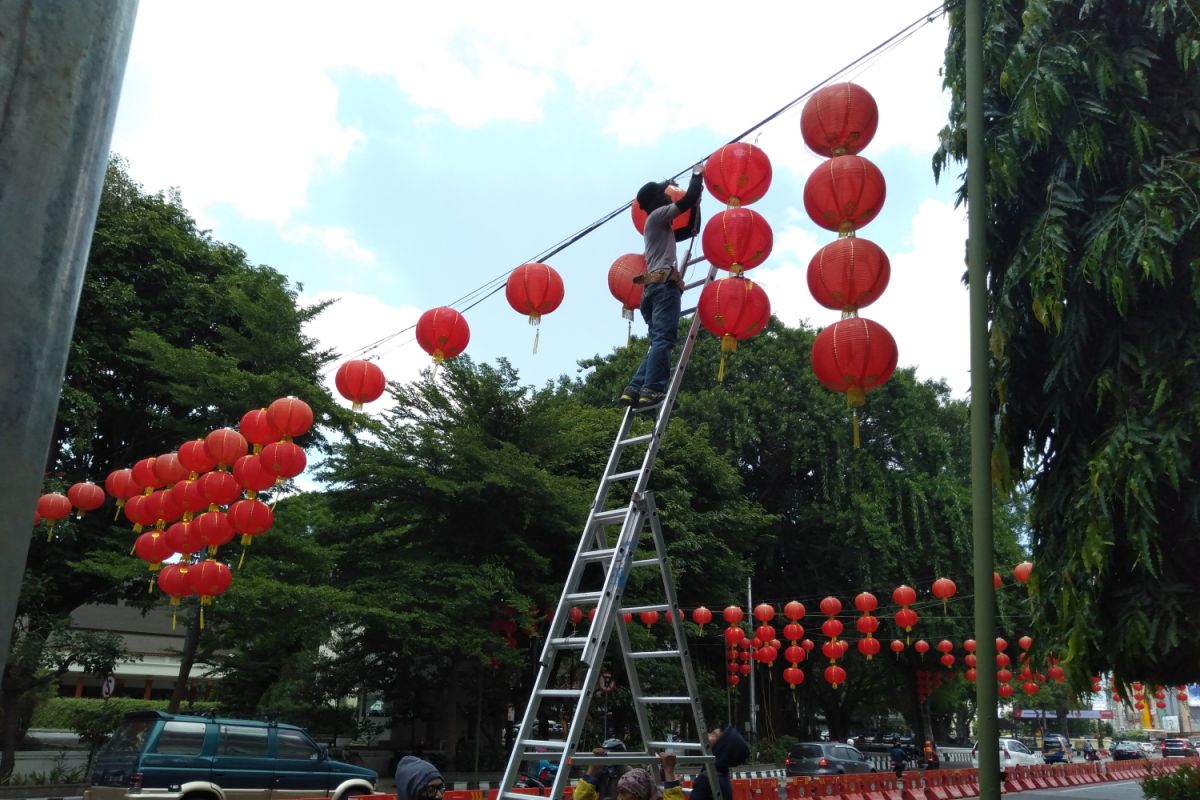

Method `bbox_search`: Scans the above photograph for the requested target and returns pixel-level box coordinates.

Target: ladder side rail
[547,650,606,800]
[580,501,647,666]
[586,411,639,532]
[610,576,660,756]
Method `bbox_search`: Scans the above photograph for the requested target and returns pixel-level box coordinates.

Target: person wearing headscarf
[394,755,445,800]
[689,724,749,800]
[575,747,683,800]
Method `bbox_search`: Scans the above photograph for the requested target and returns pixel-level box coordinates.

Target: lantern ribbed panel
[165,520,205,555]
[134,531,175,566]
[36,493,72,520]
[157,563,193,598]
[607,254,646,312]
[803,155,887,234]
[697,278,771,346]
[807,238,891,312]
[178,439,217,474]
[703,143,772,207]
[238,409,280,448]
[800,82,880,157]
[267,397,313,439]
[334,360,386,407]
[233,454,277,492]
[190,559,232,597]
[199,470,240,506]
[204,428,248,468]
[810,317,897,405]
[195,510,234,548]
[172,479,208,514]
[259,441,306,479]
[132,457,163,489]
[702,209,773,274]
[631,185,692,234]
[67,482,106,512]
[154,452,189,485]
[105,469,143,500]
[415,306,470,362]
[505,262,564,319]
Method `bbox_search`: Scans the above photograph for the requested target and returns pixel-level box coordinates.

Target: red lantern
[727,674,740,686]
[753,603,775,623]
[204,428,248,469]
[228,498,274,546]
[755,624,776,643]
[134,531,174,571]
[893,585,916,606]
[238,409,280,453]
[965,654,978,667]
[36,493,72,528]
[505,263,565,353]
[803,155,886,234]
[853,592,877,613]
[811,317,898,404]
[807,238,890,313]
[697,277,771,380]
[723,606,744,624]
[143,489,184,527]
[123,494,156,530]
[785,644,806,663]
[932,578,957,612]
[692,606,713,627]
[1023,682,1039,696]
[171,479,208,516]
[165,520,206,557]
[801,638,815,651]
[724,626,745,645]
[783,623,804,641]
[966,668,977,682]
[195,509,235,552]
[157,563,193,603]
[783,666,805,687]
[415,306,470,363]
[104,469,143,511]
[132,457,163,490]
[701,208,773,275]
[800,82,879,157]
[608,254,647,323]
[267,397,313,441]
[190,558,233,628]
[824,665,847,688]
[568,607,584,626]
[258,441,307,480]
[639,610,660,628]
[631,184,694,234]
[759,645,778,664]
[993,572,1002,589]
[232,455,276,495]
[995,637,1008,651]
[818,597,841,617]
[858,637,880,660]
[199,470,241,508]
[178,439,217,475]
[894,608,918,632]
[855,615,879,636]
[154,452,189,486]
[996,653,1011,667]
[940,654,955,668]
[997,668,1013,683]
[914,640,930,656]
[703,143,772,207]
[890,639,905,655]
[1013,561,1034,583]
[1018,635,1033,651]
[783,601,806,621]
[821,641,842,661]
[964,639,977,652]
[998,684,1014,698]
[1048,665,1066,682]
[67,482,106,515]
[334,360,387,411]
[821,619,844,639]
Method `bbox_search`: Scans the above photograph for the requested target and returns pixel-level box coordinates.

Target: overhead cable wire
[330,1,954,368]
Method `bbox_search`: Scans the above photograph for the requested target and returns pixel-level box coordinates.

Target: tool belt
[634,268,683,289]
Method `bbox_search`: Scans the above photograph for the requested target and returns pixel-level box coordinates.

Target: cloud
[282,225,378,266]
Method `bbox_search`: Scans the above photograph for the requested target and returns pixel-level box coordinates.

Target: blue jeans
[627,282,681,393]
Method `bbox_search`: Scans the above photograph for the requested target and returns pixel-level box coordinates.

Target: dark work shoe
[637,389,667,411]
[619,387,639,407]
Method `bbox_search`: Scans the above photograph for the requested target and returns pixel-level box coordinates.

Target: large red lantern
[143,489,184,529]
[855,615,879,636]
[239,409,280,453]
[807,238,890,312]
[178,439,218,475]
[195,510,235,552]
[895,608,918,633]
[267,397,313,441]
[631,184,695,234]
[415,306,470,363]
[998,684,1015,698]
[156,563,194,629]
[890,639,905,656]
[258,441,307,480]
[753,603,775,623]
[811,317,897,447]
[858,637,881,660]
[703,143,772,207]
[803,155,886,234]
[783,601,806,621]
[104,469,143,513]
[853,592,877,613]
[134,530,174,571]
[229,498,274,546]
[913,640,930,657]
[697,277,771,380]
[692,606,713,627]
[701,208,773,275]
[204,428,248,469]
[67,482,106,516]
[819,596,842,617]
[783,666,805,688]
[233,454,276,496]
[190,558,233,628]
[172,479,208,517]
[334,360,387,411]
[932,578,957,611]
[199,470,240,508]
[824,665,847,688]
[723,606,744,625]
[724,626,745,645]
[131,457,163,490]
[1018,635,1033,651]
[36,493,72,539]
[608,254,647,326]
[154,452,189,486]
[165,520,205,557]
[506,263,565,353]
[1013,561,1034,583]
[800,83,879,157]
[892,585,916,605]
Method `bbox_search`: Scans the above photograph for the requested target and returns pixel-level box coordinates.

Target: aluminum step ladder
[497,254,725,800]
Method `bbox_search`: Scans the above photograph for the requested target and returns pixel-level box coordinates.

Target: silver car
[972,738,1045,772]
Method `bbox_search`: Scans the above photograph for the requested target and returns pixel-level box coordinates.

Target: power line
[329,2,955,370]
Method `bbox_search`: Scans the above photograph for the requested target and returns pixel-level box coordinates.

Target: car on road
[1139,741,1157,756]
[785,743,874,777]
[1162,739,1197,758]
[971,738,1044,773]
[1041,733,1072,763]
[86,710,377,800]
[1110,741,1147,761]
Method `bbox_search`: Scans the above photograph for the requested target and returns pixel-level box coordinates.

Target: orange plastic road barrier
[923,771,949,800]
[733,778,754,800]
[876,774,905,800]
[941,769,966,799]
[840,774,869,800]
[859,772,891,800]
[899,772,924,800]
[445,791,481,800]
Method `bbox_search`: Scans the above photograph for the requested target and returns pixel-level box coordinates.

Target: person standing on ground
[890,738,907,778]
[576,747,684,800]
[394,756,445,800]
[689,724,749,800]
[620,163,705,411]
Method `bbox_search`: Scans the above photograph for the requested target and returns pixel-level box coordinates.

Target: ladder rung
[549,637,587,649]
[538,688,584,699]
[630,649,682,660]
[607,469,642,482]
[649,741,703,750]
[501,793,540,800]
[521,739,567,750]
[623,603,668,614]
[591,508,628,524]
[681,305,697,316]
[580,548,616,562]
[565,591,602,604]
[638,696,693,704]
[620,432,654,446]
[683,278,706,290]
[631,558,659,569]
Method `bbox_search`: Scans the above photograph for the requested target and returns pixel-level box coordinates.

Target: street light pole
[0,1,139,685]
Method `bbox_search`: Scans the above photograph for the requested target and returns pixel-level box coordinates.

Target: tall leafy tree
[935,0,1200,684]
[2,157,343,776]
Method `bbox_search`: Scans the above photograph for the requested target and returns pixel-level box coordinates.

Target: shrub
[1142,764,1200,800]
[31,698,220,744]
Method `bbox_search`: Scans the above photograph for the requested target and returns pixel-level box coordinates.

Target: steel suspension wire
[330,1,955,368]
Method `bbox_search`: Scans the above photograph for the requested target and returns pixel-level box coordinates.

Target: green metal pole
[965,0,999,798]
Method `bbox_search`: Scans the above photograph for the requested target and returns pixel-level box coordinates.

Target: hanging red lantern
[964,639,977,653]
[753,603,776,623]
[783,601,806,621]
[1013,561,1034,583]
[853,592,877,613]
[190,558,233,629]
[131,457,163,491]
[785,644,806,663]
[692,606,713,627]
[937,641,953,654]
[858,637,881,660]
[931,578,956,612]
[267,397,313,441]
[505,262,565,354]
[893,585,917,606]
[783,623,805,641]
[639,610,659,628]
[803,155,886,235]
[608,254,647,326]
[807,238,891,313]
[894,607,918,633]
[701,208,773,275]
[1018,635,1033,651]
[993,572,1002,589]
[1048,665,1065,682]
[783,666,805,687]
[914,640,930,657]
[415,306,470,363]
[821,640,842,661]
[965,667,977,682]
[727,674,741,686]
[568,607,584,626]
[997,668,1013,683]
[631,184,695,234]
[1022,682,1039,696]
[199,470,241,509]
[178,439,218,476]
[143,489,184,529]
[703,142,772,207]
[67,482,106,516]
[229,498,274,547]
[855,615,879,636]
[890,639,905,656]
[156,562,193,629]
[824,665,847,688]
[996,637,1009,652]
[724,626,745,645]
[812,317,897,404]
[134,530,174,571]
[104,469,143,513]
[123,494,156,531]
[996,653,1011,668]
[195,509,234,552]
[821,618,844,639]
[818,596,841,617]
[759,645,778,664]
[756,624,776,643]
[965,654,978,667]
[723,606,744,624]
[154,452,189,486]
[335,360,388,411]
[998,684,1014,698]
[171,479,208,517]
[940,654,955,668]
[165,520,205,557]
[204,428,248,469]
[258,441,307,480]
[800,82,879,157]
[36,493,72,539]
[697,277,771,381]
[232,455,276,496]
[238,409,280,454]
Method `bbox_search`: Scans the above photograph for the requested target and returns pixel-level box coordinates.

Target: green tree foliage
[935,0,1200,684]
[3,157,342,777]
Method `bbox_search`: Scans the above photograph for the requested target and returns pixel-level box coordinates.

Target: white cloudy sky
[110,1,972,411]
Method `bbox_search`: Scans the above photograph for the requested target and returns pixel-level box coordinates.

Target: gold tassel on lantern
[846,386,866,449]
[718,334,739,382]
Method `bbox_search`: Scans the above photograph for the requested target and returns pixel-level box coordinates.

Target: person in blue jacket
[394,756,445,800]
[689,724,750,800]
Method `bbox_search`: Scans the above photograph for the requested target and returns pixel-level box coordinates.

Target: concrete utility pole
[965,0,1000,798]
[0,1,139,687]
